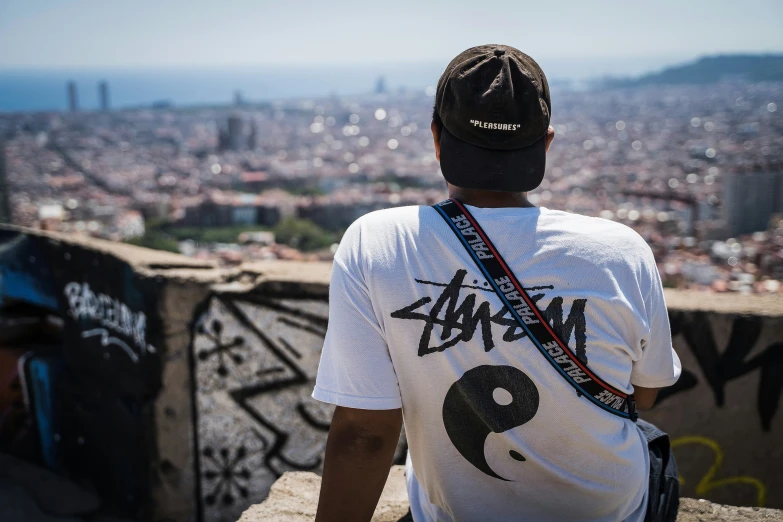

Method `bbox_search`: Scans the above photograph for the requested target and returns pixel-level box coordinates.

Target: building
[376,76,387,94]
[218,114,245,151]
[67,81,78,112]
[113,210,145,239]
[99,81,110,111]
[182,198,232,227]
[0,139,10,223]
[227,114,244,151]
[723,171,783,237]
[180,191,286,228]
[231,194,260,225]
[248,120,258,150]
[297,200,386,231]
[238,230,275,245]
[239,171,270,192]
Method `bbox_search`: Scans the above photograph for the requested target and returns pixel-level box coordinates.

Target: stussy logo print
[390,269,588,363]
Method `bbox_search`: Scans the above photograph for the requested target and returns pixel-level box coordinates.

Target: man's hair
[432,104,443,141]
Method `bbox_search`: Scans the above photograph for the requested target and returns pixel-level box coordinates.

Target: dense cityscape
[1,78,782,292]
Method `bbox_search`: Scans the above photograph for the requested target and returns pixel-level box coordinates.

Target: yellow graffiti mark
[671,436,767,507]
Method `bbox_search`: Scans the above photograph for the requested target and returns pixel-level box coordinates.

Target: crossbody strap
[433,198,637,421]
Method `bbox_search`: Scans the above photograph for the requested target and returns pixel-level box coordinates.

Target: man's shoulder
[542,209,653,259]
[353,205,429,227]
[546,208,647,239]
[345,205,432,240]
[337,205,430,256]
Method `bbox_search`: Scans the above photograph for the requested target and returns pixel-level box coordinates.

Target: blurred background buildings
[2,67,781,292]
[0,1,781,291]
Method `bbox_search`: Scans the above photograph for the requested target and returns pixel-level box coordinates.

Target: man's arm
[315,406,403,522]
[629,247,682,404]
[633,385,661,411]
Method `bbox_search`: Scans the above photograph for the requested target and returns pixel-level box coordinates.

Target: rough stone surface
[678,498,783,521]
[663,288,783,317]
[150,279,213,522]
[238,466,783,522]
[0,225,214,271]
[237,466,409,522]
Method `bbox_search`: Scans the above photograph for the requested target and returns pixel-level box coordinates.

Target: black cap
[435,45,551,192]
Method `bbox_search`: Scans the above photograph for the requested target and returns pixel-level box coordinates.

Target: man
[312,45,681,521]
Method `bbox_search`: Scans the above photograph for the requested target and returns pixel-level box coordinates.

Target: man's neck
[447,186,535,208]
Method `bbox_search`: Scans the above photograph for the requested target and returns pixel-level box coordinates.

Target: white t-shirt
[313,204,681,522]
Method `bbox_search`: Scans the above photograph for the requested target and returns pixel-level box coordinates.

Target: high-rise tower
[248,120,258,150]
[67,81,78,112]
[99,81,110,111]
[376,76,387,94]
[723,171,783,236]
[227,114,244,151]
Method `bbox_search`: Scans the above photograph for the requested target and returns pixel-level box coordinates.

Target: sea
[0,56,686,113]
[0,63,444,113]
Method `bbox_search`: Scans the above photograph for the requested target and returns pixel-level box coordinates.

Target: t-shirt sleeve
[312,249,402,410]
[630,253,682,388]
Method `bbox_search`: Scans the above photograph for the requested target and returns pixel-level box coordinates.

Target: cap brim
[439,126,546,192]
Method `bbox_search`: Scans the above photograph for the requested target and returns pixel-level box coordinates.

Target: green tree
[126,232,180,253]
[273,217,337,252]
[124,218,180,253]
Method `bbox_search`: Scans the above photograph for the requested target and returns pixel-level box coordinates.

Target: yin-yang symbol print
[442,365,539,480]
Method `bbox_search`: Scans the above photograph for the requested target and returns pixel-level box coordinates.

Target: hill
[604,54,783,87]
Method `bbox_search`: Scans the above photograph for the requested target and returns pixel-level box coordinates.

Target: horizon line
[7,51,783,72]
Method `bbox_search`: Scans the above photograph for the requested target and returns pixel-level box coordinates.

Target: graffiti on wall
[193,293,332,522]
[0,230,167,518]
[190,299,783,518]
[643,310,783,509]
[672,435,767,507]
[657,311,783,431]
[64,281,157,364]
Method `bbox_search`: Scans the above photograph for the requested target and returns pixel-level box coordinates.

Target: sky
[1,0,782,72]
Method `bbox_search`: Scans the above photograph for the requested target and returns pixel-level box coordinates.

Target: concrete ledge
[6,224,782,316]
[678,498,783,521]
[662,288,783,317]
[0,225,216,271]
[237,466,409,522]
[237,466,783,522]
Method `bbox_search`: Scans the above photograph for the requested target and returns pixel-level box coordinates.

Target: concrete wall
[0,226,340,522]
[644,305,783,509]
[0,226,781,522]
[190,268,334,522]
[0,226,216,521]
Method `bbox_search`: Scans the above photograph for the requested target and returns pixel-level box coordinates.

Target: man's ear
[431,121,441,161]
[545,125,555,153]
